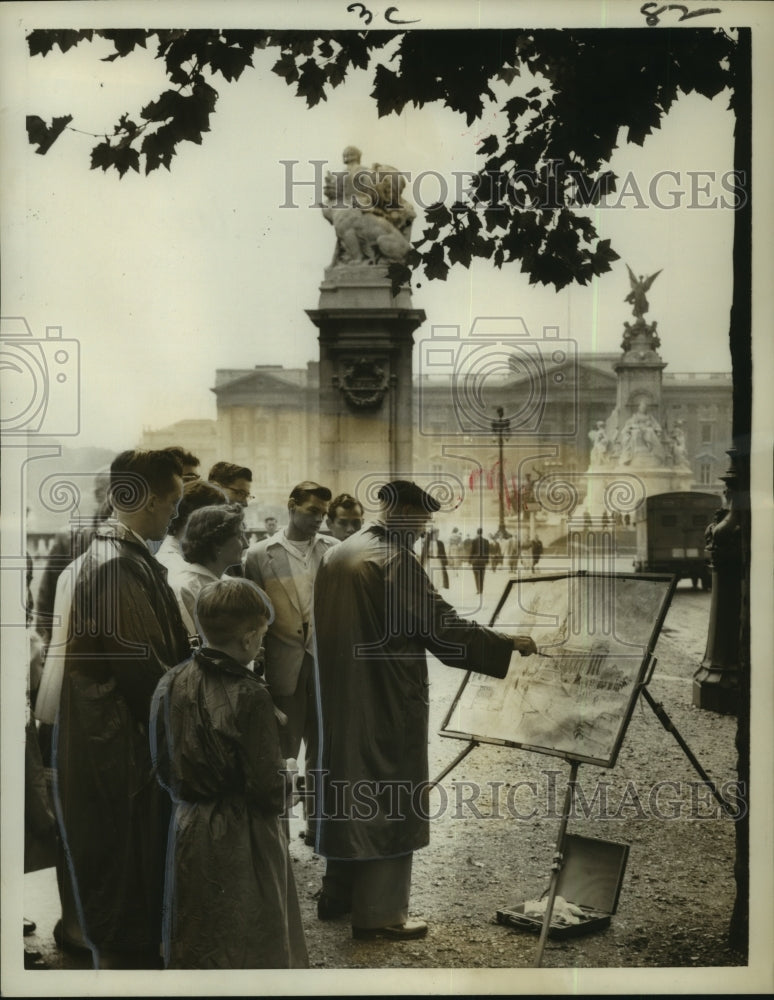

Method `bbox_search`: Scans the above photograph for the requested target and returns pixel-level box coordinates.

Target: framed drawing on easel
[440,572,677,768]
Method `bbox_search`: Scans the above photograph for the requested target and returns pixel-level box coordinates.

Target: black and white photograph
[1,0,772,995]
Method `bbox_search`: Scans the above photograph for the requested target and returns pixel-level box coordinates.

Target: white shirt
[274,529,318,622]
[155,534,185,575]
[167,562,221,636]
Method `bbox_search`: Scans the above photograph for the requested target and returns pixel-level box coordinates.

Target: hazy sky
[3,7,740,450]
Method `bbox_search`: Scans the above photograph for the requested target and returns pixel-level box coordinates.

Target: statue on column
[321,146,416,266]
[624,264,662,319]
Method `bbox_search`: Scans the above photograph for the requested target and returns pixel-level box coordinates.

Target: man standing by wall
[313,481,536,939]
[54,450,191,969]
[244,482,336,837]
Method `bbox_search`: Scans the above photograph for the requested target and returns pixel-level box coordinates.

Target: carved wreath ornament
[333,356,391,410]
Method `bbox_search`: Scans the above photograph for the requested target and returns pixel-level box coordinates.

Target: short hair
[195,578,275,648]
[164,446,199,468]
[264,515,278,523]
[109,450,182,513]
[377,480,441,513]
[289,481,332,505]
[208,462,252,487]
[327,493,363,519]
[168,479,227,536]
[182,504,244,565]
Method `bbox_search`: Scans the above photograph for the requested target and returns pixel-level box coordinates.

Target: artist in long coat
[151,579,308,969]
[313,480,536,940]
[55,450,190,969]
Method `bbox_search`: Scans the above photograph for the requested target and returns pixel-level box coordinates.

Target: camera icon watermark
[0,316,80,436]
[417,317,577,438]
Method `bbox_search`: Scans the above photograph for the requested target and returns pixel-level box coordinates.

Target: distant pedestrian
[504,535,520,573]
[531,536,544,571]
[469,528,490,595]
[419,526,449,590]
[447,527,463,574]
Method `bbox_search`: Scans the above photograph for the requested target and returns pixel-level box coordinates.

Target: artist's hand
[511,635,537,656]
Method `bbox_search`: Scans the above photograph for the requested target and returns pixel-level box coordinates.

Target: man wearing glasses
[207,462,254,506]
[164,446,201,483]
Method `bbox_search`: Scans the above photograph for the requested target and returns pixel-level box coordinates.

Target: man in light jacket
[244,482,336,831]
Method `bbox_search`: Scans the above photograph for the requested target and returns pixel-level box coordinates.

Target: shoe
[53,918,90,954]
[353,918,428,941]
[317,892,351,921]
[23,918,36,936]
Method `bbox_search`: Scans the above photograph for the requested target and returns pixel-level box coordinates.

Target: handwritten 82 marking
[346,3,420,26]
[640,2,722,26]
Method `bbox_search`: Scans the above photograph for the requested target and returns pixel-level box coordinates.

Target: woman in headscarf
[167,504,248,637]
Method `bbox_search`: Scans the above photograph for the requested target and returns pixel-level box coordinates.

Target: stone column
[307,265,425,498]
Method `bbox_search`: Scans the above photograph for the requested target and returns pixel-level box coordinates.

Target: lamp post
[491,406,510,539]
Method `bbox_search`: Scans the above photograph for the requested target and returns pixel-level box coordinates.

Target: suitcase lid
[554,834,630,916]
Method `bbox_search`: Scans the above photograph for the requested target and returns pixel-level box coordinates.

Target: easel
[433,654,739,968]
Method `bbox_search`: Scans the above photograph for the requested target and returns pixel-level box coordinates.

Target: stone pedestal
[306,265,425,499]
[582,463,694,519]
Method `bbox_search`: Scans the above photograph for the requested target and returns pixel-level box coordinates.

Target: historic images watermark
[417,316,578,438]
[280,160,747,212]
[0,316,80,437]
[286,770,746,823]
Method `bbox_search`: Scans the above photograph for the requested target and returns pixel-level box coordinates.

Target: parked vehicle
[633,491,720,589]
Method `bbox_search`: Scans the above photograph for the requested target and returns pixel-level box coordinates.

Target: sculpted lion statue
[321,155,415,266]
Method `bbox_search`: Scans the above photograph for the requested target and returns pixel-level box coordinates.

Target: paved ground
[18,565,747,987]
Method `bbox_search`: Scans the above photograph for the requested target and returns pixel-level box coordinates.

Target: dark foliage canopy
[26,28,735,293]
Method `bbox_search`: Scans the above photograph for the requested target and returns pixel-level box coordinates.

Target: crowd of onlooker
[23,446,537,970]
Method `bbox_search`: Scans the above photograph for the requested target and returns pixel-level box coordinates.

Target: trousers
[273,652,318,834]
[322,854,413,928]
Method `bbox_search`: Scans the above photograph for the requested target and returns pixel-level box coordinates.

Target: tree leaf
[26,114,73,154]
[296,58,328,107]
[272,51,300,84]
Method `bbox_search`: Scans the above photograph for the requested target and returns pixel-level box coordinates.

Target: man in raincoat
[313,481,536,940]
[55,450,191,968]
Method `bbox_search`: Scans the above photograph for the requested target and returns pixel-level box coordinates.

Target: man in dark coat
[54,450,190,969]
[313,481,536,940]
[469,527,490,594]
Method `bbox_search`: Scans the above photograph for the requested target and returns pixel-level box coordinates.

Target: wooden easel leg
[431,740,479,786]
[640,687,736,816]
[533,760,579,968]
